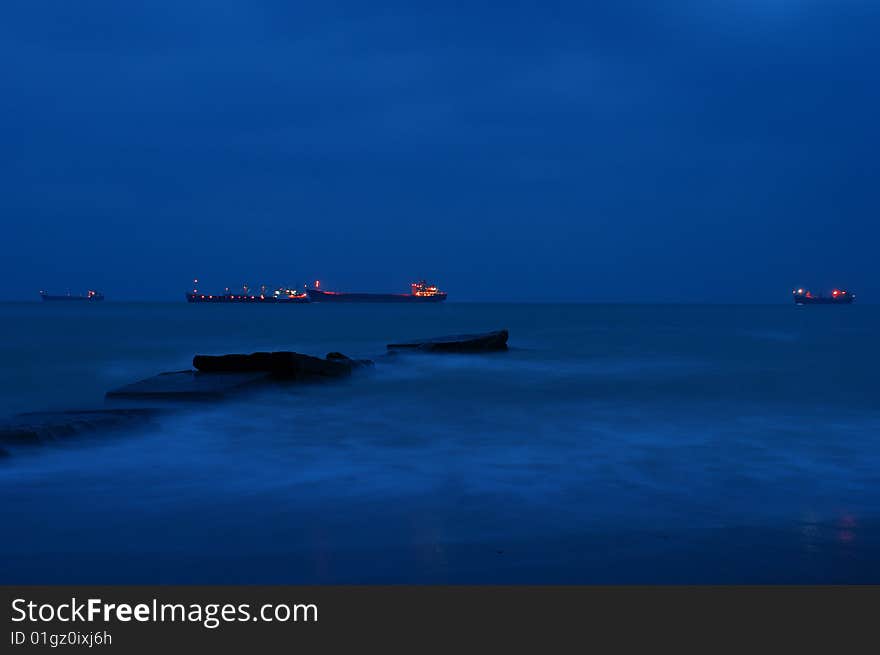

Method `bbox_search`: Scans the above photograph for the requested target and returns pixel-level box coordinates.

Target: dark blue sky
[2,1,878,301]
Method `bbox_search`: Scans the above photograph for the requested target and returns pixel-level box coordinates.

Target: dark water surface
[1,302,878,583]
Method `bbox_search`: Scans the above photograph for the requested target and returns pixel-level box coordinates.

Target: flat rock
[192,351,371,378]
[0,408,166,446]
[387,329,509,353]
[106,352,372,403]
[106,370,271,401]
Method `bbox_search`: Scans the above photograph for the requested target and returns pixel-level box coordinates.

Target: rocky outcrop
[192,351,372,378]
[2,330,510,459]
[105,351,374,402]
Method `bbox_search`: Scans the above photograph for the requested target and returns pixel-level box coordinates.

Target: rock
[326,352,374,367]
[387,329,509,353]
[106,352,373,402]
[0,408,166,446]
[192,351,371,378]
[106,370,272,401]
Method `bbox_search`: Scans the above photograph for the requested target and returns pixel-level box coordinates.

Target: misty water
[1,302,879,583]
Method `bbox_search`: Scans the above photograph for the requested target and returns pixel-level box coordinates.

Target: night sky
[3,1,878,302]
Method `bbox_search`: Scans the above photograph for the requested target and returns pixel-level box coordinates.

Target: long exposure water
[1,302,878,583]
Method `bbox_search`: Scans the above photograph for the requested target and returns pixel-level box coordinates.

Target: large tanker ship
[306,281,447,303]
[186,280,447,303]
[792,288,855,305]
[186,280,309,303]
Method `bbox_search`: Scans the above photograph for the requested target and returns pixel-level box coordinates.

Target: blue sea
[1,302,879,583]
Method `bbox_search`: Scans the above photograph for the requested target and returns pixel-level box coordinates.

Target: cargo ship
[40,290,104,302]
[306,280,447,303]
[792,288,855,305]
[186,280,309,303]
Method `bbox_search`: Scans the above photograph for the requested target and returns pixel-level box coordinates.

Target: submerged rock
[106,370,272,401]
[387,329,509,353]
[0,408,166,447]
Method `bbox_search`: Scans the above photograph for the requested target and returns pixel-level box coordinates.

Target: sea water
[0,302,878,583]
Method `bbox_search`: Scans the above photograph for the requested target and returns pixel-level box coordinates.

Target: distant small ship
[40,290,104,302]
[306,280,447,303]
[793,288,854,305]
[186,280,309,303]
